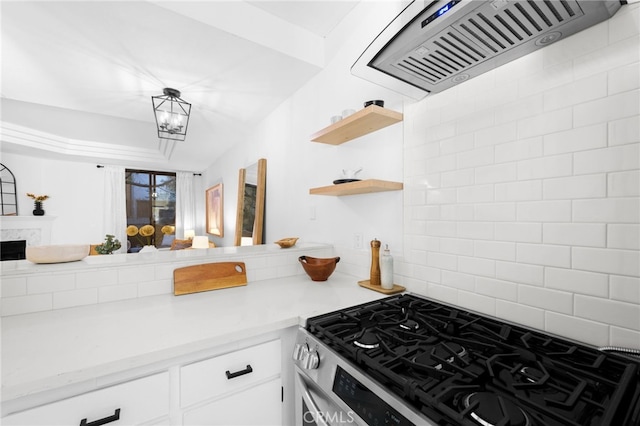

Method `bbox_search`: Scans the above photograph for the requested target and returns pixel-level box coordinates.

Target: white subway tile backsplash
[474,122,517,148]
[427,252,457,271]
[457,222,494,240]
[495,223,542,243]
[99,284,138,303]
[475,163,517,184]
[439,133,474,155]
[517,154,572,180]
[496,300,544,330]
[517,243,571,267]
[456,146,494,169]
[458,256,495,278]
[542,223,606,248]
[543,72,607,111]
[517,108,572,139]
[608,62,640,94]
[574,90,640,128]
[475,276,517,301]
[426,282,458,306]
[610,275,640,304]
[575,295,640,330]
[610,326,640,350]
[407,4,639,348]
[608,170,640,197]
[441,270,475,291]
[27,274,75,294]
[495,180,542,202]
[53,288,98,310]
[474,203,516,222]
[543,124,607,155]
[1,293,52,316]
[545,312,609,347]
[572,247,640,276]
[1,277,26,297]
[117,266,156,284]
[474,240,516,261]
[518,285,573,314]
[574,143,639,175]
[516,200,571,222]
[425,221,456,238]
[573,198,640,223]
[439,237,474,256]
[458,291,496,316]
[609,116,640,146]
[544,267,608,298]
[76,269,119,288]
[495,261,544,286]
[543,174,606,200]
[457,185,494,203]
[495,137,543,163]
[608,224,640,250]
[138,280,172,297]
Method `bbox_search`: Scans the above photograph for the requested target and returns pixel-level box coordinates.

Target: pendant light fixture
[152,88,191,141]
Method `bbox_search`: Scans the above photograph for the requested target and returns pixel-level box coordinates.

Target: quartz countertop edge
[1,272,386,409]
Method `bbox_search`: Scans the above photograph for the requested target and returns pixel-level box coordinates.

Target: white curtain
[176,172,196,239]
[103,166,127,253]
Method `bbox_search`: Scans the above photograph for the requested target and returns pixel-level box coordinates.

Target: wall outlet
[353,232,363,249]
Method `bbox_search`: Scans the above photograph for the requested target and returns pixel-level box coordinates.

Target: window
[125,170,176,252]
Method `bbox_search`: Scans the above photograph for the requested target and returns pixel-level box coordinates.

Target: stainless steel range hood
[352,0,625,99]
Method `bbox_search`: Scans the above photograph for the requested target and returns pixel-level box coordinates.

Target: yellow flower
[139,225,155,237]
[126,225,139,237]
[161,225,175,235]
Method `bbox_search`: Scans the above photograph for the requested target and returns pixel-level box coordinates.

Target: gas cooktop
[306,293,640,426]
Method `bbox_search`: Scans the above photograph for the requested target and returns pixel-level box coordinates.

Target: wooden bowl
[275,237,299,248]
[298,256,340,281]
[26,244,90,264]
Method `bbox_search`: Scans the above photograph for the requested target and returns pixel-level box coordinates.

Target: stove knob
[292,342,309,361]
[303,348,320,370]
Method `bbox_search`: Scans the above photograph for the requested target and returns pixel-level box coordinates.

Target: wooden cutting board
[174,262,247,295]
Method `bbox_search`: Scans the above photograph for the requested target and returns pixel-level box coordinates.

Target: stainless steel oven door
[295,365,357,426]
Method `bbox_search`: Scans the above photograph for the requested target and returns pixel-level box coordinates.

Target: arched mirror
[234,158,266,246]
[1,163,18,216]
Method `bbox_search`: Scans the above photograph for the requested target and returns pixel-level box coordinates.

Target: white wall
[0,151,206,245]
[205,1,408,267]
[401,3,640,348]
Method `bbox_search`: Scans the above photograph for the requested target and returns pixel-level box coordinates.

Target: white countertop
[1,272,385,405]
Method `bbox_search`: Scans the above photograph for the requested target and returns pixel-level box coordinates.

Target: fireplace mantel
[0,216,56,246]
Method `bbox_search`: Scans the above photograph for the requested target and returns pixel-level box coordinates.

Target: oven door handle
[295,372,331,426]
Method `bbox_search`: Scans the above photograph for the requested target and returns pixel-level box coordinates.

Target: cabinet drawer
[183,377,281,426]
[2,372,169,426]
[180,339,281,407]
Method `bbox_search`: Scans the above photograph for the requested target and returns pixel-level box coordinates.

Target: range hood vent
[352,0,625,99]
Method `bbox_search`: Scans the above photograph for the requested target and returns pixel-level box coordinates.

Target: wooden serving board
[358,279,405,295]
[174,262,247,296]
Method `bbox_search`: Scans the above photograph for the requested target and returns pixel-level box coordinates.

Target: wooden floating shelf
[309,179,403,196]
[310,105,403,145]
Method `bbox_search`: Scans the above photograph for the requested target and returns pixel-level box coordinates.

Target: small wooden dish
[275,237,299,248]
[358,279,405,295]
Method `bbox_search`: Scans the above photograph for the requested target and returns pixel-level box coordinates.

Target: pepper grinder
[370,239,381,286]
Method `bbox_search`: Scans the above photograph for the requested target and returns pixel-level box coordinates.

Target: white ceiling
[0,1,359,171]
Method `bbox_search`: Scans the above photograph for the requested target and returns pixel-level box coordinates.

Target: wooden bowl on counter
[298,256,340,281]
[275,237,299,248]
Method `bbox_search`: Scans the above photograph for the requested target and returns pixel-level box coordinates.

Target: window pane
[126,170,176,252]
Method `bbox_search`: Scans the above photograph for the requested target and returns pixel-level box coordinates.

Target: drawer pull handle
[225,364,253,379]
[79,408,121,426]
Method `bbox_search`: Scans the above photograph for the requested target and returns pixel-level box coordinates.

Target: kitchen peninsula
[1,243,385,425]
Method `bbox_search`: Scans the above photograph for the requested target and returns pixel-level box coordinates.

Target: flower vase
[33,201,45,216]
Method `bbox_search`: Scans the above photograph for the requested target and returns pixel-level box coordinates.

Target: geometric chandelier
[151,88,191,141]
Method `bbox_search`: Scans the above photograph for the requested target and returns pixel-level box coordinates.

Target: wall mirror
[0,163,18,216]
[234,158,266,246]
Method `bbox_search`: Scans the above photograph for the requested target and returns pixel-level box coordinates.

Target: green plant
[95,234,122,255]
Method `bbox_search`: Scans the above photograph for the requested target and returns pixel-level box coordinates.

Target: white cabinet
[2,372,169,426]
[180,339,282,426]
[182,378,281,425]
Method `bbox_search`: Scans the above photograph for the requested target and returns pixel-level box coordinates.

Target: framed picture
[206,183,223,237]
